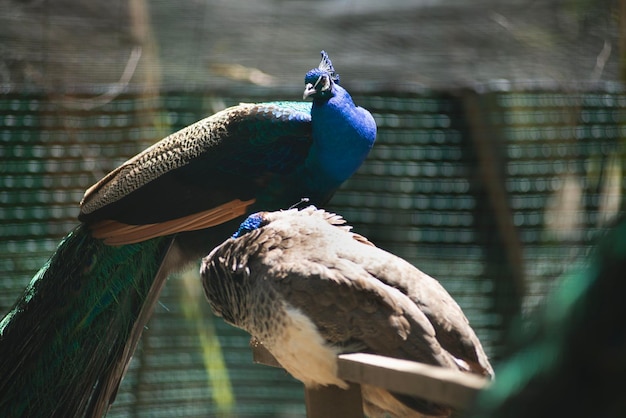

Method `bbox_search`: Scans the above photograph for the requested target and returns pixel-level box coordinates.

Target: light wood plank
[337,353,489,409]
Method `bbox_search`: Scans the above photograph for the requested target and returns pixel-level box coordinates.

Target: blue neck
[304,85,376,192]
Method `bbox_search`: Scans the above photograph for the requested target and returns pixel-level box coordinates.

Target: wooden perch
[252,343,490,417]
[338,353,489,410]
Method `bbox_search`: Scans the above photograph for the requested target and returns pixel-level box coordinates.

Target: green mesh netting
[1,87,623,416]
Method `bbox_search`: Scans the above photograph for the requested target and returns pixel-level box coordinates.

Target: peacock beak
[303,83,316,100]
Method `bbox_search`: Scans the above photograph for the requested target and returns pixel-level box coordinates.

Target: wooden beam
[461,91,526,301]
[337,353,489,410]
[252,343,491,412]
[250,339,282,368]
[304,383,363,418]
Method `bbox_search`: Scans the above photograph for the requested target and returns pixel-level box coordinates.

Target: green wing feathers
[79,102,312,226]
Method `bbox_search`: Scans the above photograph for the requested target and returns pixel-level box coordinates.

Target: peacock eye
[312,75,324,89]
[314,75,331,92]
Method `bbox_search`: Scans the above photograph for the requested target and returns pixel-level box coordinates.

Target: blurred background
[0,0,624,416]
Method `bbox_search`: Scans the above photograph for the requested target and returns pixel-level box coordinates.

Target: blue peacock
[0,51,376,417]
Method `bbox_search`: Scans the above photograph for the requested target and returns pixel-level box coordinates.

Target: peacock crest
[318,50,340,84]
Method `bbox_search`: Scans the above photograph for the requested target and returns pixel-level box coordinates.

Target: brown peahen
[202,206,494,418]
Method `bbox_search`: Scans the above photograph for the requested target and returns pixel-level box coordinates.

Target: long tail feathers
[0,224,174,417]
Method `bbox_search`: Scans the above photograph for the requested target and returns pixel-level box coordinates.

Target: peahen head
[303,51,340,101]
[232,212,267,238]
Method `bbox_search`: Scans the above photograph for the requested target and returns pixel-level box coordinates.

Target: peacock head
[303,50,340,101]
